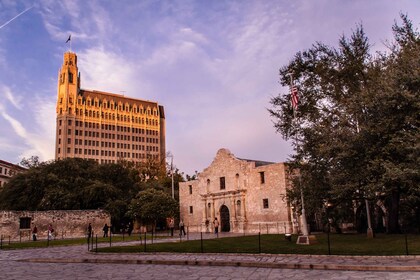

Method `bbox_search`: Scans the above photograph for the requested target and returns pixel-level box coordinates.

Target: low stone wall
[0,210,110,241]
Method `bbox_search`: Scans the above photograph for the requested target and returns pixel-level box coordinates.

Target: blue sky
[0,1,419,175]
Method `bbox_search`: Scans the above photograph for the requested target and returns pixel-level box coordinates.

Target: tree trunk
[387,189,400,233]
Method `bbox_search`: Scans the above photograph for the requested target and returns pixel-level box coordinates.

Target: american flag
[290,85,299,110]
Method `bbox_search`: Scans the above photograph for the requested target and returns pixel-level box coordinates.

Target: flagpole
[287,72,309,239]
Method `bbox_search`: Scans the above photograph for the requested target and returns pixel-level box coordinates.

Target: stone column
[241,195,246,219]
[202,199,207,226]
[210,199,215,232]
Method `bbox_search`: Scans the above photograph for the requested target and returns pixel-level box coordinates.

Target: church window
[58,129,61,135]
[67,147,70,153]
[263,199,269,209]
[189,185,192,194]
[220,177,226,190]
[68,72,73,83]
[67,138,71,144]
[59,120,62,126]
[189,206,193,214]
[68,129,71,134]
[260,172,265,184]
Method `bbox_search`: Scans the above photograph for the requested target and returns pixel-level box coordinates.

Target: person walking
[179,220,186,236]
[32,225,38,241]
[169,218,175,237]
[48,224,54,240]
[213,218,219,235]
[103,223,109,237]
[87,223,92,239]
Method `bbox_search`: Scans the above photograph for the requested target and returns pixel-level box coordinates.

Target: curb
[21,258,420,272]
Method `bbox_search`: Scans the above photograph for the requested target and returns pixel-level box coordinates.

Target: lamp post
[167,153,175,199]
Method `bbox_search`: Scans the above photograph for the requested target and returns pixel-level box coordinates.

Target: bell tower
[55,52,80,159]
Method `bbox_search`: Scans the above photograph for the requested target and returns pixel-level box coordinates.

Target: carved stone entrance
[220,205,230,232]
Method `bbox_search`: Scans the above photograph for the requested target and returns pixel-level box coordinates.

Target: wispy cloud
[2,85,23,110]
[1,111,27,138]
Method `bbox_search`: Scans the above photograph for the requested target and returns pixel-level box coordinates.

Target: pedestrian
[48,224,54,240]
[213,218,219,234]
[32,225,38,241]
[87,223,92,239]
[179,220,186,236]
[103,223,109,237]
[169,218,175,236]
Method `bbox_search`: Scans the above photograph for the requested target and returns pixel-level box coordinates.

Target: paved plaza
[0,233,419,279]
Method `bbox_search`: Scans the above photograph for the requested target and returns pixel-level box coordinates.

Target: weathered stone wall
[0,210,110,241]
[180,149,293,234]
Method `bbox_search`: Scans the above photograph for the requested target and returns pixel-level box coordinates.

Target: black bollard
[144,231,147,252]
[200,232,203,253]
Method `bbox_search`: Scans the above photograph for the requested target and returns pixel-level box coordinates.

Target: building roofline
[0,160,27,171]
[79,89,160,106]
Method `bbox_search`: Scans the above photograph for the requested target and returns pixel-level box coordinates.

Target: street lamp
[166,153,175,199]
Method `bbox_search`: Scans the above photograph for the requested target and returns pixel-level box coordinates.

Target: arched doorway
[220,205,230,232]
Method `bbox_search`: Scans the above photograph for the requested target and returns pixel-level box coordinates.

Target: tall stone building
[179,149,294,234]
[55,52,165,164]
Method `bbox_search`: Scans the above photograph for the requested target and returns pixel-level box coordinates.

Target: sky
[0,0,419,176]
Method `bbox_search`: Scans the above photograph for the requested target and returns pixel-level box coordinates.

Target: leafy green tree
[127,189,179,229]
[269,15,419,233]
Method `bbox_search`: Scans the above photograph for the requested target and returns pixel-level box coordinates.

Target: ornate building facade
[179,149,294,234]
[0,160,27,189]
[55,52,165,164]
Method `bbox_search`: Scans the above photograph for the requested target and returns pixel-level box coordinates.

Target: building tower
[55,52,166,164]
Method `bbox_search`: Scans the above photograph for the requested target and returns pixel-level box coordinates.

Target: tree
[0,158,139,215]
[127,189,179,230]
[19,155,43,168]
[269,15,419,233]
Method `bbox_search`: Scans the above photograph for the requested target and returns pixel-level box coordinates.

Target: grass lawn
[97,233,420,256]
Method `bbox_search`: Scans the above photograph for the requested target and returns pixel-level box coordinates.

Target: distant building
[0,160,27,188]
[55,52,166,164]
[179,149,295,234]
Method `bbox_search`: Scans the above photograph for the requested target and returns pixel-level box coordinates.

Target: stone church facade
[179,149,294,234]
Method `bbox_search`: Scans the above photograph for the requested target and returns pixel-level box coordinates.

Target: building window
[189,206,193,214]
[260,172,265,184]
[189,185,192,194]
[263,199,269,209]
[19,217,31,229]
[220,177,226,190]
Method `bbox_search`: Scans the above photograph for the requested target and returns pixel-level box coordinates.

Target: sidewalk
[3,233,420,272]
